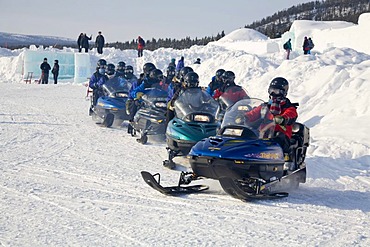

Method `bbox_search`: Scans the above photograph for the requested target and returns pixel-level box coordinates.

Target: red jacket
[246,100,297,138]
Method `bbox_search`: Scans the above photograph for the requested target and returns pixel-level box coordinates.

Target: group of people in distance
[283,36,315,59]
[88,59,298,157]
[77,31,105,54]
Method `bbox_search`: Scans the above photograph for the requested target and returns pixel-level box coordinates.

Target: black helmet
[97,59,107,68]
[215,69,225,78]
[143,62,156,76]
[149,69,164,81]
[166,65,176,77]
[106,63,116,75]
[268,77,289,97]
[184,72,199,88]
[221,71,235,83]
[117,61,126,72]
[178,66,194,81]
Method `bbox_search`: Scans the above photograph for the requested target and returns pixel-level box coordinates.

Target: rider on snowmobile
[213,70,249,101]
[244,77,298,154]
[160,65,176,91]
[166,66,194,124]
[205,69,225,97]
[126,68,164,133]
[89,59,109,115]
[115,61,126,77]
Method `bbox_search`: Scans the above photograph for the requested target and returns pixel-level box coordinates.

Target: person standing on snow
[302,36,309,55]
[283,38,292,59]
[307,37,314,54]
[81,33,92,53]
[95,31,105,54]
[51,60,59,84]
[40,58,51,84]
[176,56,185,72]
[77,33,84,52]
[137,36,145,57]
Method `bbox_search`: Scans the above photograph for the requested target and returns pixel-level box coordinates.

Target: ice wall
[74,53,91,83]
[23,50,91,83]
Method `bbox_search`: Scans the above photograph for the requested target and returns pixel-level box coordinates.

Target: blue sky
[1,0,312,43]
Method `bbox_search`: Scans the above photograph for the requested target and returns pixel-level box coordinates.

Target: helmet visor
[268,87,284,97]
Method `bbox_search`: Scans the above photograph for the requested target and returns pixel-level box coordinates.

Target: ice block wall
[74,53,91,83]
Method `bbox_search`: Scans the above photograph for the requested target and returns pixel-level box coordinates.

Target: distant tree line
[105,31,226,51]
[245,0,370,38]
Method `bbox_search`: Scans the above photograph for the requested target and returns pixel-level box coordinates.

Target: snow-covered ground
[0,15,370,247]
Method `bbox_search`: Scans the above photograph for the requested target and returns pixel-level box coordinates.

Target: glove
[235,115,245,124]
[134,92,144,100]
[167,101,174,111]
[274,115,285,125]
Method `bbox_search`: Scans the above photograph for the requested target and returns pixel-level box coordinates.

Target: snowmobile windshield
[220,98,276,139]
[174,88,219,122]
[103,77,132,97]
[141,88,168,109]
[218,85,249,111]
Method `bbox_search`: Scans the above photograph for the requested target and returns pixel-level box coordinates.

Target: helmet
[178,66,194,81]
[117,61,126,71]
[149,69,164,81]
[221,71,235,83]
[106,63,116,76]
[166,65,176,78]
[184,72,199,88]
[215,69,225,79]
[268,77,289,97]
[97,59,107,67]
[143,62,156,76]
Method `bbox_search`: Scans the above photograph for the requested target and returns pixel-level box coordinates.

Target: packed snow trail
[0,82,369,246]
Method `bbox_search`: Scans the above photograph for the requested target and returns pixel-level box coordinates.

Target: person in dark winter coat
[283,38,292,59]
[137,36,145,57]
[95,31,105,54]
[81,33,92,53]
[51,60,59,84]
[40,58,51,84]
[302,36,309,55]
[77,33,84,52]
[307,37,314,54]
[206,69,225,97]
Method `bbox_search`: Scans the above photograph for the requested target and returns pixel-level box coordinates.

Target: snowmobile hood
[166,117,218,142]
[189,136,284,162]
[97,96,127,110]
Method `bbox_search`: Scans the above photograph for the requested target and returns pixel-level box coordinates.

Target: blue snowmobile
[91,77,131,127]
[141,98,309,201]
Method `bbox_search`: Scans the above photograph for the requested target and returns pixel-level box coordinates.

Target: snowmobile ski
[218,177,289,201]
[141,171,208,195]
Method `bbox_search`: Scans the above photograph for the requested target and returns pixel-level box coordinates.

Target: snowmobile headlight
[237,105,250,111]
[194,115,210,122]
[116,92,128,97]
[222,128,243,137]
[155,102,167,108]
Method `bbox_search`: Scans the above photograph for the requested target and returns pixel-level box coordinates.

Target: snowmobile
[141,98,310,201]
[163,87,220,169]
[130,87,168,144]
[91,77,131,127]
